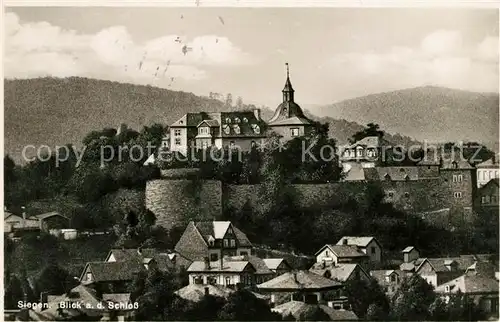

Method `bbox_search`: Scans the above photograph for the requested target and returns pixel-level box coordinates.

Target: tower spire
[282,63,294,102]
[286,62,289,78]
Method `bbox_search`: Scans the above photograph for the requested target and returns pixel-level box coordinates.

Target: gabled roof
[342,163,366,182]
[263,258,289,270]
[336,236,379,248]
[309,263,367,283]
[315,244,368,258]
[268,115,313,126]
[370,269,404,287]
[80,260,144,282]
[33,211,68,220]
[192,221,253,247]
[440,159,475,170]
[198,119,219,127]
[272,301,359,321]
[187,260,255,273]
[345,136,392,149]
[364,167,420,181]
[224,255,273,275]
[480,178,500,189]
[257,270,342,291]
[402,246,417,253]
[434,274,499,294]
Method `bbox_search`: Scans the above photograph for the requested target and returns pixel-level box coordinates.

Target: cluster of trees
[4,124,165,228]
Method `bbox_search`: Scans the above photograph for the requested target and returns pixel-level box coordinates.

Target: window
[325,250,330,257]
[229,141,235,149]
[496,171,499,178]
[290,128,300,137]
[390,274,397,282]
[453,175,463,182]
[223,124,230,135]
[233,125,241,134]
[202,141,209,149]
[207,276,217,285]
[210,253,218,261]
[404,192,410,198]
[491,195,497,204]
[225,277,231,286]
[234,117,240,123]
[174,129,182,136]
[199,127,209,135]
[240,251,248,256]
[175,138,181,145]
[243,117,248,123]
[251,141,256,148]
[324,271,331,279]
[251,124,260,134]
[371,247,376,255]
[367,149,376,157]
[356,147,364,157]
[226,118,231,124]
[485,195,491,203]
[444,285,450,293]
[454,192,463,198]
[223,239,229,247]
[230,239,236,247]
[194,276,203,284]
[86,272,92,281]
[343,150,350,158]
[482,196,487,204]
[452,161,458,169]
[162,141,168,148]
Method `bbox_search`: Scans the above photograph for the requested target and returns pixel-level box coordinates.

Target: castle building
[476,157,499,188]
[169,110,266,155]
[267,63,314,140]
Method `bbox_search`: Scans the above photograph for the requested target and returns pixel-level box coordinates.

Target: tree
[298,305,331,321]
[34,264,77,296]
[5,274,24,309]
[236,96,243,109]
[343,278,389,319]
[390,275,435,321]
[350,123,384,144]
[225,93,233,108]
[217,289,280,321]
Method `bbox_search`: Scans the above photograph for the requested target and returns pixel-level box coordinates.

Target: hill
[7,78,486,164]
[307,86,499,150]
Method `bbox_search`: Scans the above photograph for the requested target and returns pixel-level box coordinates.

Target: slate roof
[309,263,363,282]
[402,246,417,253]
[364,167,420,181]
[257,270,342,291]
[370,270,404,287]
[263,258,288,270]
[476,158,500,168]
[175,284,234,302]
[435,274,499,294]
[345,136,392,149]
[193,221,253,247]
[272,301,359,321]
[81,260,144,282]
[440,159,475,170]
[33,211,68,220]
[315,244,368,258]
[187,260,255,273]
[198,119,220,127]
[107,248,159,262]
[224,255,274,275]
[336,236,377,248]
[268,115,313,126]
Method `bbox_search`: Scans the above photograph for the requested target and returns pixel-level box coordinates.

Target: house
[263,258,293,276]
[257,270,343,304]
[224,254,278,284]
[414,258,464,287]
[4,210,69,234]
[339,136,393,169]
[266,63,314,141]
[271,299,359,321]
[175,221,253,262]
[434,262,499,318]
[476,157,499,188]
[79,260,144,294]
[370,269,404,296]
[169,110,267,155]
[336,236,383,263]
[402,246,420,264]
[105,247,192,273]
[476,178,499,209]
[315,244,369,267]
[186,257,256,288]
[309,262,370,284]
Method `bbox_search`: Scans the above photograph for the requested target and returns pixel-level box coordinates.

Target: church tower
[268,63,314,140]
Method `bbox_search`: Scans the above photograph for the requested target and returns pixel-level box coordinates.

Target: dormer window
[223,124,230,135]
[243,117,248,123]
[234,117,241,123]
[356,147,364,157]
[86,272,92,282]
[452,161,458,169]
[233,124,241,134]
[251,124,260,134]
[226,118,231,124]
[444,285,450,293]
[199,127,210,135]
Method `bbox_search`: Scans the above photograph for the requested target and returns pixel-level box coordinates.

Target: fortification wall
[146,178,222,230]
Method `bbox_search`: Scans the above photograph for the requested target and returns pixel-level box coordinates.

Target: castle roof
[363,166,420,181]
[257,270,342,291]
[476,157,499,168]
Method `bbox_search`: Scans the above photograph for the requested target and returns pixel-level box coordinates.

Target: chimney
[220,255,224,271]
[204,286,209,296]
[21,206,27,221]
[39,292,49,311]
[293,272,298,283]
[343,239,348,245]
[253,108,261,121]
[327,301,334,308]
[321,260,326,269]
[204,256,210,270]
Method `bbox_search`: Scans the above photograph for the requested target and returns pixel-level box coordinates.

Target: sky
[4,7,499,107]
